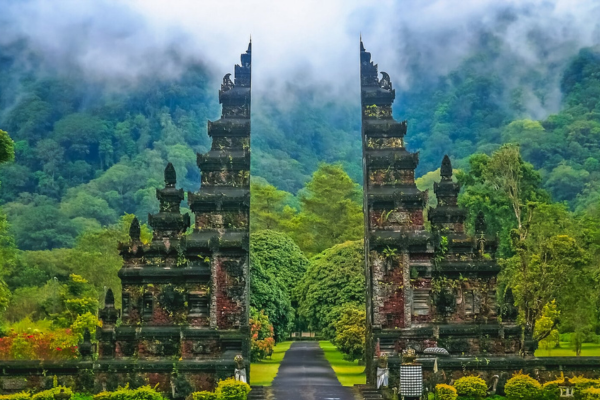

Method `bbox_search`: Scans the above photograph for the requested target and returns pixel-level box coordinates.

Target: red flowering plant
[250,308,275,362]
[0,329,78,360]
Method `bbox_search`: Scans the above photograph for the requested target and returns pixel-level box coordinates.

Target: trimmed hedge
[454,376,487,399]
[32,388,73,400]
[583,387,600,400]
[435,384,458,400]
[505,374,541,400]
[189,378,251,400]
[190,393,217,400]
[0,393,30,400]
[93,386,163,400]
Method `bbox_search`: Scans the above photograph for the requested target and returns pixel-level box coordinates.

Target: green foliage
[93,386,164,400]
[250,253,293,341]
[333,305,365,362]
[31,387,73,400]
[250,230,308,339]
[250,178,290,232]
[0,129,14,165]
[583,387,600,400]
[534,301,560,352]
[297,240,365,337]
[191,392,218,400]
[250,230,308,295]
[293,164,363,255]
[504,374,541,400]
[435,384,458,400]
[0,393,30,400]
[453,376,487,399]
[215,378,251,400]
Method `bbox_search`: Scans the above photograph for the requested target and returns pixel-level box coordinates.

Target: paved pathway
[271,341,357,400]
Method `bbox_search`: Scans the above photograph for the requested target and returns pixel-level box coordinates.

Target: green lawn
[250,341,293,386]
[319,340,366,386]
[535,342,600,357]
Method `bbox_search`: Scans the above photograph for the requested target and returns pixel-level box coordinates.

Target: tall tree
[250,179,289,231]
[297,240,365,337]
[294,164,363,255]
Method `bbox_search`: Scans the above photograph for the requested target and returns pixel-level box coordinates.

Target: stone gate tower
[97,42,252,395]
[360,41,530,388]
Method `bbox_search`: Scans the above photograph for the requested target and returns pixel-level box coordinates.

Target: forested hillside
[1,38,600,253]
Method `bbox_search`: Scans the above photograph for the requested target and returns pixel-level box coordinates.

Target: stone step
[248,385,267,400]
[355,384,383,400]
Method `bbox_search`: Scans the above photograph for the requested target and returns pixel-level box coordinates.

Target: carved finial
[104,288,115,308]
[222,73,234,91]
[441,155,452,179]
[129,217,141,241]
[380,72,392,90]
[165,162,176,186]
[475,211,486,234]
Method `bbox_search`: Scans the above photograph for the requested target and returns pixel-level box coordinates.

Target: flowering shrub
[0,330,77,360]
[250,309,275,362]
[435,384,457,400]
[453,376,487,399]
[505,373,542,400]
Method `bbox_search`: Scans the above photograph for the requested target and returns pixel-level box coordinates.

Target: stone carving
[379,72,392,90]
[221,73,234,91]
[376,353,389,389]
[234,355,247,383]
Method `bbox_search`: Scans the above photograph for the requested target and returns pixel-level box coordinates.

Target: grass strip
[250,341,293,386]
[319,340,366,387]
[535,342,600,357]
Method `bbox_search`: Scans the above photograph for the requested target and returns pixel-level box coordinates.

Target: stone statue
[379,72,392,90]
[234,354,247,383]
[376,353,389,389]
[222,73,234,92]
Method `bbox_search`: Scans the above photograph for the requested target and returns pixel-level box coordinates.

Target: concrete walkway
[271,341,357,400]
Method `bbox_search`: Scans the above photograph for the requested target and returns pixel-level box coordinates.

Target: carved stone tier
[207,119,250,138]
[196,150,250,171]
[187,188,250,212]
[363,119,407,138]
[365,149,419,170]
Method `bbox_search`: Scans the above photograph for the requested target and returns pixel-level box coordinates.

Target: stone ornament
[234,354,247,384]
[376,353,389,389]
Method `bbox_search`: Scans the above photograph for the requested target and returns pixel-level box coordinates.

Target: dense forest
[0,25,600,359]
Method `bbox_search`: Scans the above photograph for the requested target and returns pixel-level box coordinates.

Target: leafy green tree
[502,204,594,335]
[250,178,289,231]
[534,300,560,352]
[334,305,366,362]
[457,145,549,256]
[297,240,365,337]
[250,253,293,341]
[250,230,308,339]
[294,164,363,255]
[250,230,308,293]
[0,129,15,164]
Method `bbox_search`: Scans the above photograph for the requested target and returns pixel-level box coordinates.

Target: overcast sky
[2,0,599,100]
